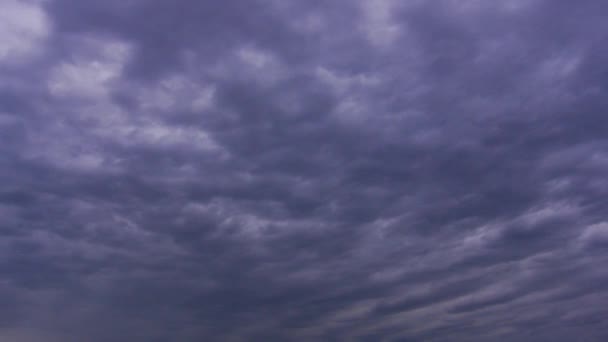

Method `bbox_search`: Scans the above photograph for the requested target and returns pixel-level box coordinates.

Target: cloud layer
[2,0,608,340]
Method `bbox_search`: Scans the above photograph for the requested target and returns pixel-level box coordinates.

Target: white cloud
[580,222,608,247]
[48,38,131,99]
[135,74,216,113]
[0,0,50,64]
[360,0,401,47]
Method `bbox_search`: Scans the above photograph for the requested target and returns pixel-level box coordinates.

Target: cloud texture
[1,0,608,340]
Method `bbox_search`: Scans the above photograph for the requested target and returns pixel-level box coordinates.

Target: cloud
[0,0,50,65]
[1,0,608,340]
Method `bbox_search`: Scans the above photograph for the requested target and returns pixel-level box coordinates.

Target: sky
[1,0,608,341]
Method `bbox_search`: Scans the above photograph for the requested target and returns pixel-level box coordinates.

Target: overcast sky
[1,0,608,341]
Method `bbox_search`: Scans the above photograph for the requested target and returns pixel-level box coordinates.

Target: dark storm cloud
[1,0,608,340]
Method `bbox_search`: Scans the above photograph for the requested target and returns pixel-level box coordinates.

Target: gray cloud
[1,0,608,340]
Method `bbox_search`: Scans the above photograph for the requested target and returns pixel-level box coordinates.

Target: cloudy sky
[1,0,608,341]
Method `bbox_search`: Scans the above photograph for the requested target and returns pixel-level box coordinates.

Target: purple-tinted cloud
[1,0,608,340]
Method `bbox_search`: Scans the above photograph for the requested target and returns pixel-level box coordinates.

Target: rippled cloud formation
[1,0,608,340]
